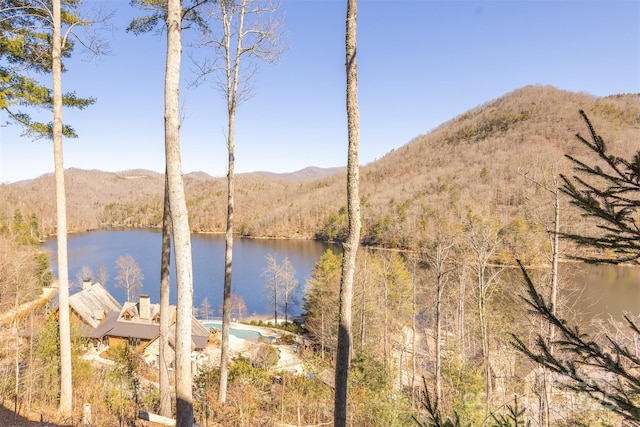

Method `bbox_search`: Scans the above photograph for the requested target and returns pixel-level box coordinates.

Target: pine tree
[0,0,96,138]
[512,112,640,423]
[559,110,640,265]
[303,249,341,360]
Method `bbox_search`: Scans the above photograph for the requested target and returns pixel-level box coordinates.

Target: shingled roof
[169,318,211,350]
[88,310,160,341]
[88,297,210,351]
[69,283,122,329]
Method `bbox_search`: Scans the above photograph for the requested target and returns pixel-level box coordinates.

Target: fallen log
[138,411,175,426]
[138,410,202,427]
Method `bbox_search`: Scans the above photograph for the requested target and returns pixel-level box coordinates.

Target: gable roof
[118,301,176,324]
[168,318,211,350]
[89,302,209,350]
[69,283,122,328]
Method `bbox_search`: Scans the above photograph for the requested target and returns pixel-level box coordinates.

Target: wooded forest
[1,0,639,424]
[2,86,639,426]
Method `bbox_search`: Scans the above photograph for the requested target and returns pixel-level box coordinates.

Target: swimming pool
[202,321,273,343]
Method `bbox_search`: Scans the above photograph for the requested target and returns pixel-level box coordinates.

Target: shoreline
[42,226,319,242]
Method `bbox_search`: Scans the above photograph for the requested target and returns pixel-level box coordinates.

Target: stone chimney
[139,294,151,321]
[82,278,92,291]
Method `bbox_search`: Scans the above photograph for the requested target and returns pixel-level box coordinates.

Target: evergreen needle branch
[512,260,640,423]
[558,111,640,265]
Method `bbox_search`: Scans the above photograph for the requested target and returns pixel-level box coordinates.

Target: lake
[41,229,639,327]
[41,229,334,317]
[503,263,640,328]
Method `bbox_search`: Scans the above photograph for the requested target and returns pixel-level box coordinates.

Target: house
[88,294,210,359]
[68,280,122,335]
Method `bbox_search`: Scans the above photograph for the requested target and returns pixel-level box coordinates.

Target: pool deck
[202,319,283,336]
[201,320,304,374]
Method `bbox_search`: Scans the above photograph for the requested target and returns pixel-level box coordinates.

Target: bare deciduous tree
[97,263,110,286]
[262,255,298,325]
[159,171,172,417]
[75,265,95,288]
[166,1,195,424]
[421,215,456,407]
[115,254,144,302]
[199,296,213,321]
[193,0,284,404]
[229,293,247,322]
[519,166,564,427]
[263,254,282,324]
[279,257,298,325]
[334,0,361,424]
[464,213,503,414]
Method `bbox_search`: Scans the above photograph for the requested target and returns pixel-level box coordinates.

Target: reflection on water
[42,229,334,317]
[42,230,638,332]
[565,263,640,323]
[504,262,640,333]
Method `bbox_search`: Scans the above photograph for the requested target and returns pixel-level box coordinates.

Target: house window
[127,337,141,347]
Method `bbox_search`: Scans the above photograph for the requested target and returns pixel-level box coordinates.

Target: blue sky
[1,0,639,183]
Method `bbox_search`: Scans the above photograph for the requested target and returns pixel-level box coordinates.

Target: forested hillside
[1,85,639,425]
[1,86,638,252]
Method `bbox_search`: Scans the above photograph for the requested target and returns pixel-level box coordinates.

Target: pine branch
[512,260,640,422]
[559,111,640,265]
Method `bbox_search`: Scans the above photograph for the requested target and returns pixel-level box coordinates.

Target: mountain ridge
[1,85,638,249]
[4,165,346,186]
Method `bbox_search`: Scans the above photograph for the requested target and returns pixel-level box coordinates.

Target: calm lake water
[560,262,640,325]
[503,263,640,327]
[41,230,639,326]
[42,229,334,317]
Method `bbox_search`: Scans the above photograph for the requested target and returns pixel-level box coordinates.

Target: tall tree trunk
[359,275,366,349]
[541,183,561,427]
[457,264,467,360]
[334,0,361,424]
[320,310,325,361]
[383,267,389,369]
[274,268,279,325]
[283,274,288,325]
[27,311,34,414]
[478,269,491,413]
[165,1,193,425]
[549,185,560,326]
[435,278,442,407]
[434,241,454,407]
[218,129,234,404]
[159,171,172,417]
[218,1,241,396]
[410,256,417,408]
[13,308,19,418]
[52,0,73,417]
[216,0,280,401]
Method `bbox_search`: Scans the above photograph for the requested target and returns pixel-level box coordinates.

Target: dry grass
[0,403,73,427]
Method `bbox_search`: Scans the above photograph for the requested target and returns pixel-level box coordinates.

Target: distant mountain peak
[239,166,345,180]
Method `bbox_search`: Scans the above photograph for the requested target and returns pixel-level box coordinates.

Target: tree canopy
[0,0,97,138]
